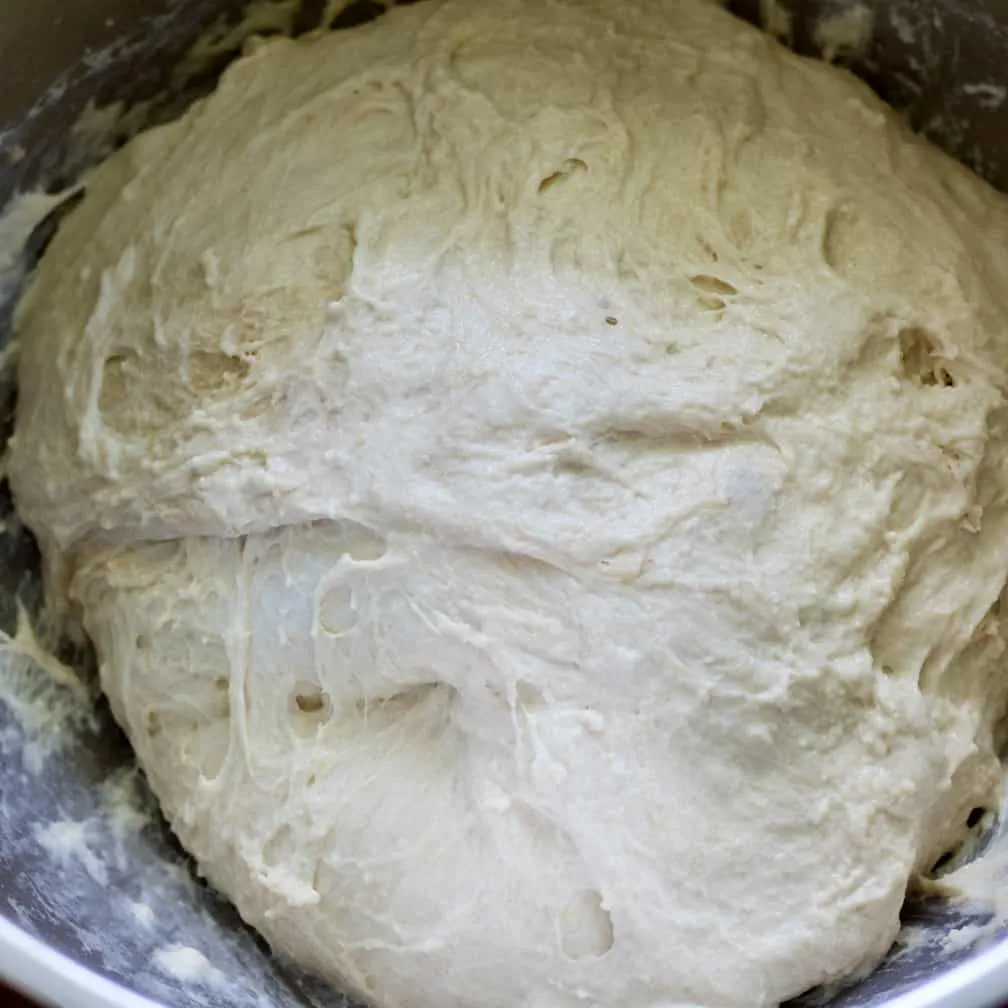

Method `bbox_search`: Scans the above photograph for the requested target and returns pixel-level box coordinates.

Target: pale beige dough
[10,0,1008,1005]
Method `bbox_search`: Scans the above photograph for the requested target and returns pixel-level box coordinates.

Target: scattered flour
[962,83,1008,110]
[813,3,874,61]
[154,944,226,986]
[35,819,109,886]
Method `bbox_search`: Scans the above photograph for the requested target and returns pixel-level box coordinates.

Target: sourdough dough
[10,0,1008,1004]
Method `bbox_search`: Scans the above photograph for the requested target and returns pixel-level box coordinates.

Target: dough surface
[10,0,1008,1004]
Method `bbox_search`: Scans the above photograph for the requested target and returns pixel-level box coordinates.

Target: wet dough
[11,0,1008,1004]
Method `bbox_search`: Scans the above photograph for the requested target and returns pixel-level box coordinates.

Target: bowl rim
[3,911,1008,1008]
[0,915,165,1008]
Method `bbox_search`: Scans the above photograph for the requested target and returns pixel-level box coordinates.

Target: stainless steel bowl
[3,2,1008,1006]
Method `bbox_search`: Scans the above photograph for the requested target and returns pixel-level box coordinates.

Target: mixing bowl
[3,1,1008,1006]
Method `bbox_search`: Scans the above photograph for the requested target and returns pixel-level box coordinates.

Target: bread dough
[10,0,1008,1004]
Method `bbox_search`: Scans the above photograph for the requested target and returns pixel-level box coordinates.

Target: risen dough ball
[11,0,1008,1004]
